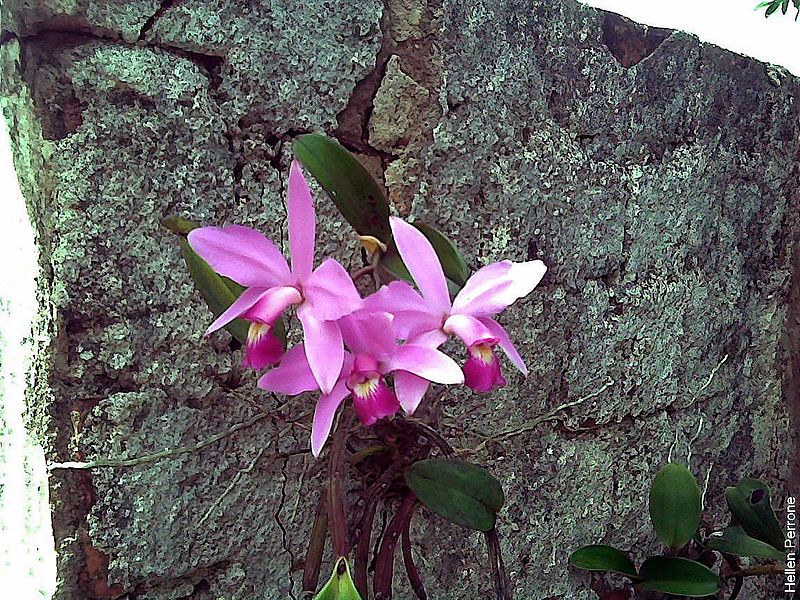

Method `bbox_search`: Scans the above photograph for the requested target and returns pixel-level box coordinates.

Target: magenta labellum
[241,322,284,370]
[463,342,507,393]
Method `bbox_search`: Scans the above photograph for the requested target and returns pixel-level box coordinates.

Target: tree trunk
[1,1,797,598]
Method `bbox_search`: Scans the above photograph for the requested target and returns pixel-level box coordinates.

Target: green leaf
[405,459,504,532]
[412,222,471,288]
[783,0,791,13]
[640,557,722,597]
[766,0,781,15]
[568,545,639,578]
[293,134,390,244]
[725,478,785,551]
[378,246,414,283]
[314,557,363,600]
[706,526,786,560]
[648,464,702,550]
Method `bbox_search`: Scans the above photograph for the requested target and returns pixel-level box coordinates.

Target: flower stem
[354,497,378,599]
[398,416,456,458]
[351,264,376,282]
[301,492,328,594]
[486,528,513,600]
[374,493,418,598]
[401,502,427,599]
[328,411,355,557]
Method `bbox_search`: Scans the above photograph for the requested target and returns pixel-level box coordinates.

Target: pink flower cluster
[189,162,546,456]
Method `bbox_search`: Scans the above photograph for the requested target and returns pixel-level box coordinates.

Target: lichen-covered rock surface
[1,0,798,598]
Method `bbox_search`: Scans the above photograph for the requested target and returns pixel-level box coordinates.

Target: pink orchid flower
[258,310,463,456]
[368,217,547,393]
[187,161,362,393]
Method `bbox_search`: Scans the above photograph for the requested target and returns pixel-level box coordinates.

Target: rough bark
[1,0,798,598]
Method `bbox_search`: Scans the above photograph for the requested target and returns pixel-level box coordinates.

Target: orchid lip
[463,342,506,393]
[242,321,284,370]
[349,372,400,426]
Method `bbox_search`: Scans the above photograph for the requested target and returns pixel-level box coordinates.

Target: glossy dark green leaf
[405,459,504,532]
[725,478,785,551]
[706,526,786,560]
[782,0,790,13]
[649,464,701,550]
[640,557,721,597]
[293,133,390,244]
[413,222,470,288]
[568,545,639,578]
[766,0,781,15]
[314,557,363,600]
[378,247,414,283]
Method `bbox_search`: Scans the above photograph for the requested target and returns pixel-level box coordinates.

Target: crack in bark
[335,0,394,158]
[276,453,298,600]
[138,0,179,41]
[15,26,225,90]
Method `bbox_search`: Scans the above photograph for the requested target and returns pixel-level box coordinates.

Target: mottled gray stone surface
[1,0,798,598]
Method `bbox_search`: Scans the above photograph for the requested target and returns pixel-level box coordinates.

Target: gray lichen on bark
[0,0,798,598]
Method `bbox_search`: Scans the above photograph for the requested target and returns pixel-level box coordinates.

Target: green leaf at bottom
[648,463,701,550]
[314,557,363,600]
[706,526,786,560]
[640,556,722,597]
[568,545,639,578]
[405,459,504,532]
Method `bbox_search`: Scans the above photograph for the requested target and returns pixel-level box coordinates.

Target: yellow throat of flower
[352,376,379,399]
[469,343,495,364]
[247,322,271,344]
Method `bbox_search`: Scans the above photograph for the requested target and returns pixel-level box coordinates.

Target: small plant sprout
[569,463,787,599]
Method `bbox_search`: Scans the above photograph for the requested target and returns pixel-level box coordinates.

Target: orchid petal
[479,317,527,375]
[241,285,302,324]
[365,280,429,314]
[205,286,268,334]
[299,305,344,394]
[406,329,449,348]
[339,310,397,359]
[288,161,316,280]
[442,313,496,347]
[304,258,364,321]
[388,345,464,385]
[389,217,451,313]
[188,225,292,287]
[257,345,320,395]
[311,380,351,457]
[365,280,442,341]
[394,371,431,414]
[451,260,546,317]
